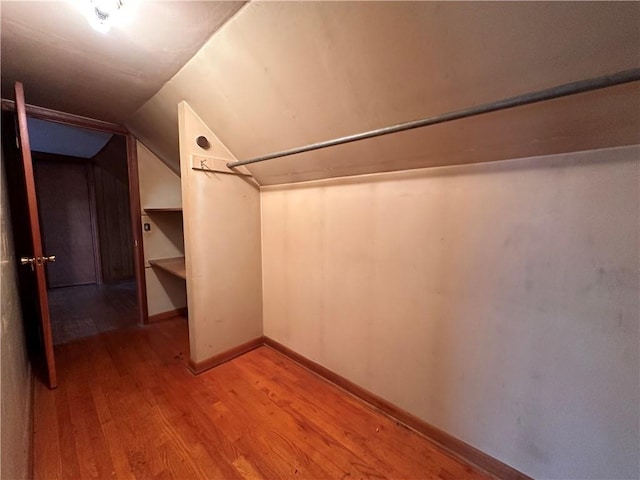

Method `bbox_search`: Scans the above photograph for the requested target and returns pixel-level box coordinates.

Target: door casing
[2,93,148,389]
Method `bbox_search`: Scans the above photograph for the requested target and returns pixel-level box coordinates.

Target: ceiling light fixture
[88,0,122,33]
[75,0,137,33]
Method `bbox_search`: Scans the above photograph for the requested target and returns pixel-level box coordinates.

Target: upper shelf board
[144,207,183,213]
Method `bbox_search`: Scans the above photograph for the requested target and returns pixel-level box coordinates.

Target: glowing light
[87,0,119,32]
[73,0,138,34]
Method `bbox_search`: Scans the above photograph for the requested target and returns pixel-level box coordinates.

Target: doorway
[28,118,138,344]
[3,101,147,354]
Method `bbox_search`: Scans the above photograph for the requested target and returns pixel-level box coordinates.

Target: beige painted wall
[137,142,182,208]
[1,158,32,479]
[137,141,186,316]
[178,102,262,363]
[141,209,186,317]
[261,145,640,479]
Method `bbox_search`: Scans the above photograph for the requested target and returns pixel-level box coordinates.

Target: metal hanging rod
[227,68,640,169]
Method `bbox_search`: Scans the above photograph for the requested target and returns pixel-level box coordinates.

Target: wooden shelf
[148,257,186,280]
[144,207,183,213]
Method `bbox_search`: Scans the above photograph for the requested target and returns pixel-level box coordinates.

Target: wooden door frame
[13,84,57,388]
[2,99,149,324]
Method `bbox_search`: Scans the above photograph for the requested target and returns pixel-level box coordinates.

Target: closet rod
[227,68,640,169]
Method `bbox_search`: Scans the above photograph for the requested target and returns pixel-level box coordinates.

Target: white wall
[1,157,33,479]
[261,145,640,479]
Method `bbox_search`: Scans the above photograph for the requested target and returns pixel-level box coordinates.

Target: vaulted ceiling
[2,2,639,185]
[1,1,244,123]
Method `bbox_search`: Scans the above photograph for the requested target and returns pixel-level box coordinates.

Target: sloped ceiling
[128,1,640,185]
[1,1,245,124]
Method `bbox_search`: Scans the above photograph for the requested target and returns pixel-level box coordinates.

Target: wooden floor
[34,318,492,479]
[48,280,138,345]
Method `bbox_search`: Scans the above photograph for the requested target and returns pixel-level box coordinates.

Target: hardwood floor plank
[238,348,483,479]
[236,349,428,479]
[84,336,136,480]
[232,455,263,480]
[34,318,494,480]
[199,366,315,479]
[66,377,116,479]
[90,383,137,480]
[96,334,173,478]
[54,384,82,479]
[33,382,62,480]
[149,384,240,479]
[224,360,386,478]
[137,336,244,478]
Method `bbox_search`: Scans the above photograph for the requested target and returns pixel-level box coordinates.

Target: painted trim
[0,99,128,135]
[3,98,145,324]
[188,337,264,375]
[126,134,148,325]
[263,337,532,480]
[148,308,188,324]
[14,82,58,389]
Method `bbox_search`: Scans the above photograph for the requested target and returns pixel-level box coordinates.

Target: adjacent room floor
[48,279,138,345]
[34,317,492,479]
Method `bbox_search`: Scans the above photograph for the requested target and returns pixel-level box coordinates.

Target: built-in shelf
[144,207,183,213]
[148,257,186,280]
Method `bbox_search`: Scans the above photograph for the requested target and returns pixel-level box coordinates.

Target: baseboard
[188,336,264,375]
[188,334,532,479]
[148,307,188,324]
[263,336,532,480]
